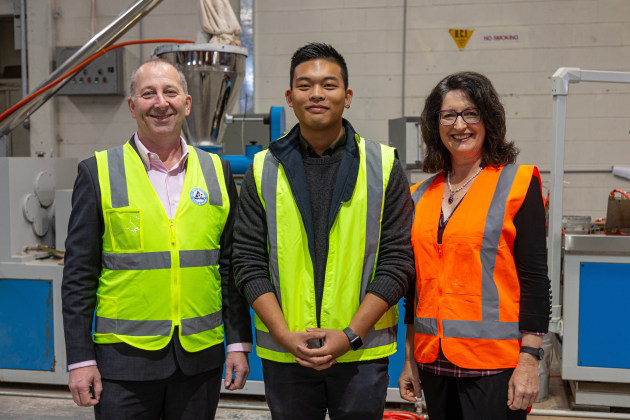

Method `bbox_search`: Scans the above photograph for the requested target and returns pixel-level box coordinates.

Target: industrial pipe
[0,0,163,136]
[530,409,630,419]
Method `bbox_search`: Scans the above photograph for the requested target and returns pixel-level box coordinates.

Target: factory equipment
[153,43,248,147]
[0,0,167,387]
[549,67,630,408]
[152,43,285,174]
[388,117,423,183]
[0,157,76,384]
[0,0,163,137]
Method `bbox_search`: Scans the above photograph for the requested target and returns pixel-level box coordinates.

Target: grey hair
[128,58,188,96]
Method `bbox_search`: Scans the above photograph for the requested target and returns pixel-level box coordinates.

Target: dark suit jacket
[61,137,252,381]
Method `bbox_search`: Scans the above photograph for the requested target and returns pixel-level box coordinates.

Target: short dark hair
[289,42,348,89]
[420,71,518,173]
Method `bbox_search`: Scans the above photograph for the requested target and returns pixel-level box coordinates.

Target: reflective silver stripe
[411,174,438,224]
[108,146,128,208]
[102,252,171,270]
[411,175,438,333]
[411,174,438,209]
[179,249,220,268]
[480,164,518,322]
[95,316,171,336]
[360,140,383,300]
[260,153,282,307]
[440,164,522,340]
[181,310,223,336]
[442,319,521,340]
[363,325,397,349]
[195,147,222,206]
[414,317,438,336]
[256,329,288,353]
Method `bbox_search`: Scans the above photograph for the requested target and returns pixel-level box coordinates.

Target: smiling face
[285,58,353,138]
[438,89,486,165]
[128,61,191,146]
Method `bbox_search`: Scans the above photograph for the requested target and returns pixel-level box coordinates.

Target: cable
[383,412,427,420]
[609,188,630,201]
[23,245,64,257]
[0,38,194,124]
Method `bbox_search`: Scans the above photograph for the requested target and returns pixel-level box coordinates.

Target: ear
[128,96,136,118]
[185,94,192,116]
[285,89,293,107]
[344,88,353,107]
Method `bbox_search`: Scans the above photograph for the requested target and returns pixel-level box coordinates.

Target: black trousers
[262,358,389,420]
[94,365,222,420]
[418,368,527,420]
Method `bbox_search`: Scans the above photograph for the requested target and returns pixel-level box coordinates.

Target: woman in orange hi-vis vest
[398,72,550,420]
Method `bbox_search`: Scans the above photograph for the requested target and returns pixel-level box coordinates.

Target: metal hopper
[153,43,248,146]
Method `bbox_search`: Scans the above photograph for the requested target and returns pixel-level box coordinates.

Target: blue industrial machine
[200,106,286,174]
[549,68,630,408]
[0,157,76,384]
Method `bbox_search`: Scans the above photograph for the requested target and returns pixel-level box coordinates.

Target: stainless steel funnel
[153,43,248,146]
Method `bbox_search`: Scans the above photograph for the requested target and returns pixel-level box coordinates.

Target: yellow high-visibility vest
[253,135,399,363]
[94,143,229,352]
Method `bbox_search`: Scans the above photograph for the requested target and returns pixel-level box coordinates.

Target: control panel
[55,46,125,96]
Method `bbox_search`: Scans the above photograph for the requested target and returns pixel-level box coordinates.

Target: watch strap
[342,327,363,350]
[520,346,544,360]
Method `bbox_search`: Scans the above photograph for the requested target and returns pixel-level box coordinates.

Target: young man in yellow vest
[233,42,415,419]
[62,59,252,419]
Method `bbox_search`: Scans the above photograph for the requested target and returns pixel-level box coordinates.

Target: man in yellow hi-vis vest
[233,42,415,420]
[62,59,252,419]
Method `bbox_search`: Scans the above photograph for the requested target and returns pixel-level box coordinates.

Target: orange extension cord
[0,38,194,124]
[610,188,630,201]
[383,412,426,420]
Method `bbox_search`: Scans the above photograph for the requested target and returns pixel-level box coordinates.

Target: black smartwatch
[343,327,363,350]
[520,346,544,360]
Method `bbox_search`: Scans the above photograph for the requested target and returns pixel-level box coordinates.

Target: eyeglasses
[438,108,481,126]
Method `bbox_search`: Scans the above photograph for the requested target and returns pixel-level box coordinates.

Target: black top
[404,174,551,333]
[233,120,416,327]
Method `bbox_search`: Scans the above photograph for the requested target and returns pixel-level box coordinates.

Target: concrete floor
[0,378,621,420]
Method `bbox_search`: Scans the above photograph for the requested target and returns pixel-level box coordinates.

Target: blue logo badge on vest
[190,188,208,206]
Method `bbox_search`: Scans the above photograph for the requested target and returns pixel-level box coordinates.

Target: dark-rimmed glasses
[438,108,481,126]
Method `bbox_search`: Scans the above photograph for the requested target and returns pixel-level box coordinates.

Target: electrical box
[55,46,125,96]
[388,117,422,169]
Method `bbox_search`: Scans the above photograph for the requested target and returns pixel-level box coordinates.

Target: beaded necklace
[446,165,484,204]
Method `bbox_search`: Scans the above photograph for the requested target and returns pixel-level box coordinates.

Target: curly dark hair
[289,42,348,89]
[420,71,518,173]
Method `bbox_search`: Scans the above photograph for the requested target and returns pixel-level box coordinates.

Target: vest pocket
[443,241,481,296]
[105,209,143,252]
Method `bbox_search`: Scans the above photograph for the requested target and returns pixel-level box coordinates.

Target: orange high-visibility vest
[410,164,541,369]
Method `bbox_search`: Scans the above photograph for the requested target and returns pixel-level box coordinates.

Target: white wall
[254,0,630,219]
[17,0,630,219]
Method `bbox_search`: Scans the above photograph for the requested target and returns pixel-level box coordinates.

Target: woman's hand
[398,359,421,402]
[507,352,540,410]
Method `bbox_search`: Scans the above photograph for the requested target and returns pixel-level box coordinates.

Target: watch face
[349,335,363,350]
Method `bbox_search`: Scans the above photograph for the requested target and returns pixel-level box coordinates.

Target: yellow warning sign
[449,29,474,49]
